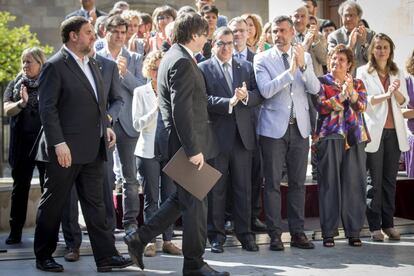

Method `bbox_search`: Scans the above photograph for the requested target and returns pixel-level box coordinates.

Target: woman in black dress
[3,47,46,244]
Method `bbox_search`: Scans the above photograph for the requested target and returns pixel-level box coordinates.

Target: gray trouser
[137,156,176,242]
[260,123,309,237]
[113,123,139,228]
[316,137,367,238]
[366,129,401,231]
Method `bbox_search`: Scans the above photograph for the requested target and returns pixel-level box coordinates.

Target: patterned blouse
[315,73,370,149]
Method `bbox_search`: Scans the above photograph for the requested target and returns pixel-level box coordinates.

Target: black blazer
[37,48,110,164]
[95,54,123,124]
[246,48,255,63]
[157,44,218,160]
[198,57,263,153]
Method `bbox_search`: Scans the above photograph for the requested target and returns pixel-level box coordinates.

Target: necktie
[298,33,304,42]
[223,62,233,92]
[282,53,295,123]
[238,53,244,60]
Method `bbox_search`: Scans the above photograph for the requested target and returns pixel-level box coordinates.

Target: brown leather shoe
[383,228,400,240]
[64,248,80,262]
[290,233,314,249]
[162,241,182,255]
[144,243,157,257]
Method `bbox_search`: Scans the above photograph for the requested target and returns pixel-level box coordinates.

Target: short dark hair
[319,19,337,32]
[105,15,129,32]
[212,26,233,42]
[272,15,293,27]
[61,16,89,43]
[200,5,219,17]
[173,13,208,44]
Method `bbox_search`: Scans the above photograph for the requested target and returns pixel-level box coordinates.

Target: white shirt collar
[64,45,89,65]
[179,44,195,58]
[215,55,232,68]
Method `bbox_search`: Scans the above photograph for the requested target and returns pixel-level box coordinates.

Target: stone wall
[1,0,268,52]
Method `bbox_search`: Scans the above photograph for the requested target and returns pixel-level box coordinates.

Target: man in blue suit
[97,15,146,235]
[199,27,263,254]
[65,0,107,26]
[254,15,320,251]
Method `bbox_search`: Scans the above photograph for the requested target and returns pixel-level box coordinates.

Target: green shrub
[0,11,53,83]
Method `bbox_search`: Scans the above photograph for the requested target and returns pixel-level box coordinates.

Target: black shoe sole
[36,264,64,272]
[269,245,285,251]
[96,260,133,272]
[290,242,315,249]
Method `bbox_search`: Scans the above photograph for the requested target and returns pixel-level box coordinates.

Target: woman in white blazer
[357,33,408,242]
[132,50,181,257]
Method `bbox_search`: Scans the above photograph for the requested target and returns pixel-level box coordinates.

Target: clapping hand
[387,79,400,97]
[235,82,248,101]
[117,56,128,77]
[19,85,28,108]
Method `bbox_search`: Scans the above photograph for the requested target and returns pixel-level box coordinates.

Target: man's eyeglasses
[216,41,234,48]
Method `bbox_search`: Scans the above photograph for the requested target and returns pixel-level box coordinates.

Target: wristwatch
[299,64,307,72]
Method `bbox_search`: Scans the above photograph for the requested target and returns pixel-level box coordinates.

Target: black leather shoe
[241,239,259,252]
[269,235,284,251]
[290,233,315,249]
[123,231,145,270]
[5,235,21,245]
[96,255,133,272]
[251,218,267,232]
[210,241,224,253]
[36,258,64,272]
[183,263,230,276]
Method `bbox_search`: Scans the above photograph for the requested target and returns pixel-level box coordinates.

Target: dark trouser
[62,151,117,249]
[137,156,176,242]
[251,144,263,222]
[9,159,45,236]
[137,184,207,270]
[316,137,367,238]
[207,135,253,243]
[34,156,117,262]
[260,123,309,237]
[113,123,139,229]
[366,129,401,231]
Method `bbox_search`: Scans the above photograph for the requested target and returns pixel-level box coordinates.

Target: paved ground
[1,232,414,276]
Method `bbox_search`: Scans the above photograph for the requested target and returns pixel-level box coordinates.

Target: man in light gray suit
[97,15,146,234]
[327,0,374,75]
[253,15,320,251]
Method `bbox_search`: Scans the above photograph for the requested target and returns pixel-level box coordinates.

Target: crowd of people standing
[3,0,414,274]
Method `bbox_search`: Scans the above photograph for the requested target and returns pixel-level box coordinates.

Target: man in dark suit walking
[34,16,131,272]
[124,13,229,276]
[198,27,263,254]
